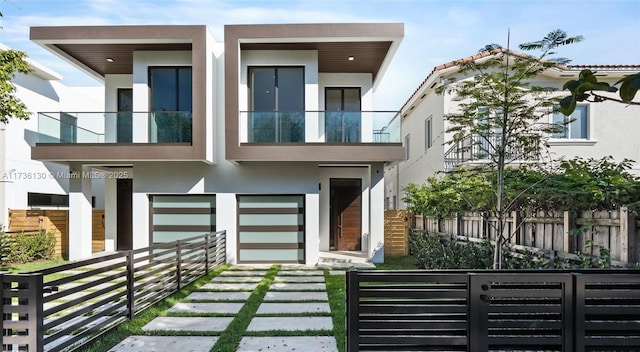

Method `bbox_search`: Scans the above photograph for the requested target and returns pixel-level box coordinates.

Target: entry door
[330,179,362,251]
[117,88,133,143]
[116,178,133,251]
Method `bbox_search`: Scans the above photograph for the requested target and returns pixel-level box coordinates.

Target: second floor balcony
[37,111,192,144]
[444,134,541,171]
[31,111,208,162]
[239,111,401,144]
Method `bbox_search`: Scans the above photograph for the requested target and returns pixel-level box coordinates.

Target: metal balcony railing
[444,134,541,171]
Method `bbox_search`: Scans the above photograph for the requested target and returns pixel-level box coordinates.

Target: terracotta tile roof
[400,49,639,113]
[566,64,640,70]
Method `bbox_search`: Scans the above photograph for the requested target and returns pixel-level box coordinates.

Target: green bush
[0,231,11,266]
[409,230,493,269]
[11,230,57,263]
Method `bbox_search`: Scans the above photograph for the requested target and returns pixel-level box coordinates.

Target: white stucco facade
[385,54,640,209]
[20,23,404,264]
[0,56,104,229]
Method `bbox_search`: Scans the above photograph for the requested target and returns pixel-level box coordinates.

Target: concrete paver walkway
[110,266,343,352]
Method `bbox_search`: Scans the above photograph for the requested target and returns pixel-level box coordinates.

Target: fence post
[126,250,135,320]
[176,240,183,290]
[1,274,44,352]
[468,273,488,351]
[205,233,210,275]
[512,211,523,245]
[564,211,577,253]
[619,206,636,264]
[346,268,359,352]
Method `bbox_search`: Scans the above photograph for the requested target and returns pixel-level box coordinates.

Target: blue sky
[1,0,639,109]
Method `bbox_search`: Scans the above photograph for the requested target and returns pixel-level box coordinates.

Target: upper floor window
[552,105,588,139]
[149,67,192,112]
[425,116,433,150]
[149,67,192,143]
[248,66,305,142]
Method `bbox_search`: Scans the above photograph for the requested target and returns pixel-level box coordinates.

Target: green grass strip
[209,265,280,352]
[82,263,230,352]
[325,270,346,352]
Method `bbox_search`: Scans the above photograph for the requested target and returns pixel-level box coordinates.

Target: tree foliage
[0,9,32,123]
[560,69,640,115]
[403,156,640,217]
[435,29,583,268]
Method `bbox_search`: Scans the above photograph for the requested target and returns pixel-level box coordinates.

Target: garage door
[151,195,216,243]
[237,195,304,263]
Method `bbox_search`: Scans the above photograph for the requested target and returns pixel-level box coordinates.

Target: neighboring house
[0,45,104,228]
[27,23,405,263]
[385,50,640,209]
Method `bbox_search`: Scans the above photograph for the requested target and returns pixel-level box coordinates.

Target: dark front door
[330,179,362,251]
[116,178,133,251]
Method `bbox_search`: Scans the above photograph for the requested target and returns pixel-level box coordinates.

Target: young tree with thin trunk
[437,29,583,269]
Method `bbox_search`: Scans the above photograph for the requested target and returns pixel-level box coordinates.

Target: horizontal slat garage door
[238,195,304,263]
[151,195,216,243]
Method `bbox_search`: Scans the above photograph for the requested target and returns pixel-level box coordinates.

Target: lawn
[374,255,417,270]
[1,257,68,273]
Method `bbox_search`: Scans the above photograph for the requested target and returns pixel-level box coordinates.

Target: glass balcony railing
[36,111,192,144]
[240,111,401,144]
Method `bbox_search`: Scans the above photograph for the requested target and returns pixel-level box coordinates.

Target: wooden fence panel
[6,209,106,259]
[414,208,639,265]
[92,210,105,253]
[384,210,410,256]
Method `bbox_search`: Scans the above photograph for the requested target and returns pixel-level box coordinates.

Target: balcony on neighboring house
[444,134,541,171]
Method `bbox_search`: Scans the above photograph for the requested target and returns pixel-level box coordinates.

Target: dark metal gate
[346,269,640,352]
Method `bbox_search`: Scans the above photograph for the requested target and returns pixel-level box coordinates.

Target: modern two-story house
[28,23,404,264]
[385,50,640,209]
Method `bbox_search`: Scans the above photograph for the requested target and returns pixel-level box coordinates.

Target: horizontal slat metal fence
[347,269,640,352]
[1,231,226,352]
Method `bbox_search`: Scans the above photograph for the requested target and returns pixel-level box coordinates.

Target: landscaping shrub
[409,230,493,269]
[0,230,11,266]
[11,230,57,263]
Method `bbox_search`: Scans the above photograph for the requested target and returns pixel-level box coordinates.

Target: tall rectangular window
[149,66,192,143]
[325,87,361,143]
[405,134,411,160]
[553,105,589,139]
[248,67,305,142]
[425,117,433,150]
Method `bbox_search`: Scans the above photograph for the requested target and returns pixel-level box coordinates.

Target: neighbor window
[425,117,433,150]
[405,134,411,160]
[553,105,588,139]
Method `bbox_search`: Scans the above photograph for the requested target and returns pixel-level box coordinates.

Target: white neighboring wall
[0,56,104,229]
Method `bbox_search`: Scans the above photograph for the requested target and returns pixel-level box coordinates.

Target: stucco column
[369,163,385,263]
[216,193,237,264]
[305,193,320,265]
[68,165,93,260]
[131,191,149,249]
